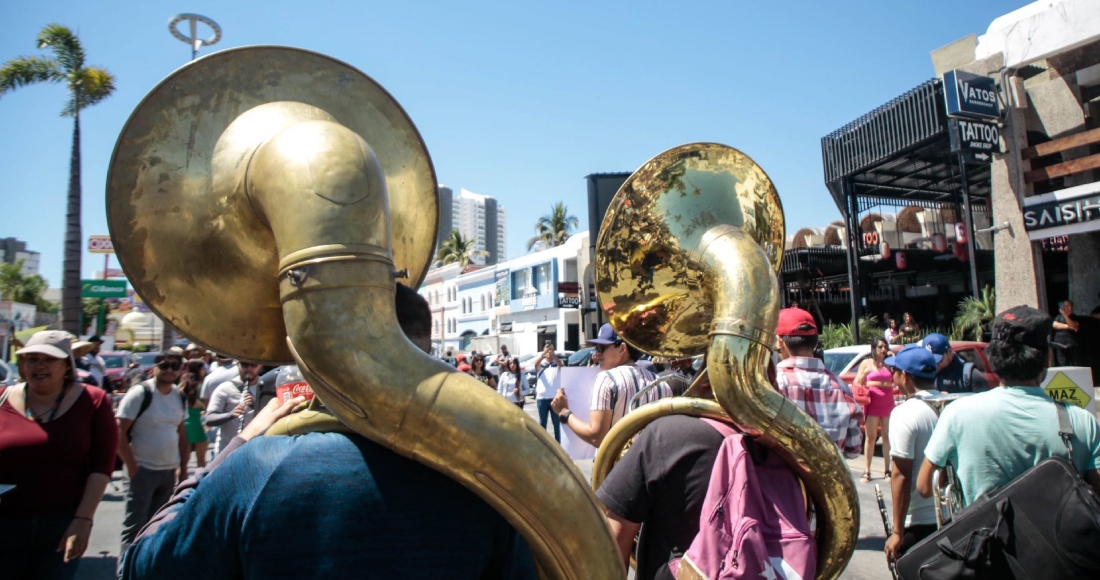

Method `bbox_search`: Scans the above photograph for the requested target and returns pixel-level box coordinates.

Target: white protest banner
[557,366,602,460]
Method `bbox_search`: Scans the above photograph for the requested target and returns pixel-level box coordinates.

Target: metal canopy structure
[822,79,992,215]
[811,78,995,339]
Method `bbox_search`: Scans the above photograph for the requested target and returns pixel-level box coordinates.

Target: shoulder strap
[127,382,153,441]
[607,370,620,413]
[917,396,941,417]
[0,385,11,409]
[1055,402,1074,455]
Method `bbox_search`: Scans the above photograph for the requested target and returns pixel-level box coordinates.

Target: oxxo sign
[88,235,115,254]
[943,70,1001,120]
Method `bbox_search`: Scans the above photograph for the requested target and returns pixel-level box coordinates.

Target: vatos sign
[943,69,1001,120]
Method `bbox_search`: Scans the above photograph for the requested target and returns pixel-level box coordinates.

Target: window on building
[536,263,552,296]
[513,269,531,299]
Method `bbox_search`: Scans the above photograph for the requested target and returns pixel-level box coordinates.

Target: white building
[437,186,507,266]
[0,237,40,276]
[420,231,590,357]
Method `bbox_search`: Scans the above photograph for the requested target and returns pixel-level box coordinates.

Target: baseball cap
[587,323,622,345]
[16,330,75,360]
[154,350,184,364]
[776,308,817,336]
[919,333,950,362]
[991,305,1052,351]
[883,344,938,379]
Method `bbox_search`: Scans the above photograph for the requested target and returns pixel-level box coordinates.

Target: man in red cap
[774,308,863,458]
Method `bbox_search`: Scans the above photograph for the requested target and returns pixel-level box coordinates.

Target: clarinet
[237,371,252,434]
[875,484,901,580]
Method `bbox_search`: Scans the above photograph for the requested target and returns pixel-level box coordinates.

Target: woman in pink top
[854,337,895,482]
[0,331,119,579]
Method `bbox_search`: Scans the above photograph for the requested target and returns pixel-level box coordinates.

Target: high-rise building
[435,186,507,266]
[0,237,40,276]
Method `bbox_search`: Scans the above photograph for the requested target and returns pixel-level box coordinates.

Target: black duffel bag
[896,403,1100,580]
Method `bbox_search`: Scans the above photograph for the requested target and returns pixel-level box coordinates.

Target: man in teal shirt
[917,305,1100,506]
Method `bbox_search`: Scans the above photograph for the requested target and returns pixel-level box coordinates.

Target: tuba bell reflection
[107,46,622,579]
[591,143,859,580]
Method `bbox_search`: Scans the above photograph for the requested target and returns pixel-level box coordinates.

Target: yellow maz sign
[1044,371,1092,409]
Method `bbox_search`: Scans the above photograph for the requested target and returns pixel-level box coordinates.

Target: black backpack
[896,402,1100,579]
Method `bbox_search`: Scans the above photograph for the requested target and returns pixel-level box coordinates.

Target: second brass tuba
[106,46,622,579]
[591,143,858,580]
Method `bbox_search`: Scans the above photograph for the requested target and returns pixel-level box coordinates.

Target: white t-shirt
[117,383,186,470]
[888,391,939,526]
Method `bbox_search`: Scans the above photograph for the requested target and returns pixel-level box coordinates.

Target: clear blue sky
[2,0,1023,287]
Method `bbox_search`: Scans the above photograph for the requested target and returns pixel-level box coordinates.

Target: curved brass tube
[697,226,857,580]
[591,144,857,580]
[246,119,623,579]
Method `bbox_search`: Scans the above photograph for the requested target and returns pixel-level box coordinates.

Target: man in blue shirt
[916,306,1100,507]
[121,284,536,579]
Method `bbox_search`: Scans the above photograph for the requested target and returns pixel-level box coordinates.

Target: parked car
[98,351,133,393]
[824,341,999,389]
[567,347,596,367]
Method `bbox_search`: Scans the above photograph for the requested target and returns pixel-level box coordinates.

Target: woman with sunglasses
[469,355,497,390]
[498,358,527,409]
[179,360,210,470]
[0,331,119,579]
[854,337,895,482]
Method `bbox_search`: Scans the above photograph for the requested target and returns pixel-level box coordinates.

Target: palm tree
[526,202,579,251]
[952,285,996,341]
[436,230,487,269]
[1,24,116,334]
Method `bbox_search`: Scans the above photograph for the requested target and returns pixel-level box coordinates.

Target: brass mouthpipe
[246,119,624,579]
[698,225,857,580]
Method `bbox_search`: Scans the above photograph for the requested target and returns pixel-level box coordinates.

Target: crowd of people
[3,292,1100,578]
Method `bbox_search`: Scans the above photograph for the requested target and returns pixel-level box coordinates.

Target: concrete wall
[992,106,1047,310]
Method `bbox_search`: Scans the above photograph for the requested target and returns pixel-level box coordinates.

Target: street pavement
[77,399,896,579]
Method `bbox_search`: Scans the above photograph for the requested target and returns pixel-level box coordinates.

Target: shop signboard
[943,69,1000,120]
[949,118,1001,164]
[82,279,128,298]
[88,235,115,254]
[558,296,581,309]
[1022,184,1100,240]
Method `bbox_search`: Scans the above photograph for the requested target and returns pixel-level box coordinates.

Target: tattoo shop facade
[789,0,1100,337]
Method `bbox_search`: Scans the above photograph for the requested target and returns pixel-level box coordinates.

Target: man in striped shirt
[773,308,864,458]
[551,324,665,447]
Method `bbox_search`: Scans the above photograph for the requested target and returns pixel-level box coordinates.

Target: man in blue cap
[920,333,987,394]
[883,345,942,563]
[551,323,664,447]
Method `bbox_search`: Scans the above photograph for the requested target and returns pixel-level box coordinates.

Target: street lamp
[168,13,222,61]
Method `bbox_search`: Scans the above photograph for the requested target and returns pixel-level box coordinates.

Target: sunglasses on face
[158,361,182,371]
[594,342,623,353]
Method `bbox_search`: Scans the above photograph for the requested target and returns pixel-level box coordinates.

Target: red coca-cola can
[276,380,314,403]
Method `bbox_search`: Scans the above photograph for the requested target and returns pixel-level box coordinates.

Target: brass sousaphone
[106,46,622,579]
[590,144,858,579]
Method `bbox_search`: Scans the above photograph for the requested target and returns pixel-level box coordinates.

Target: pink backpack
[669,419,816,580]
